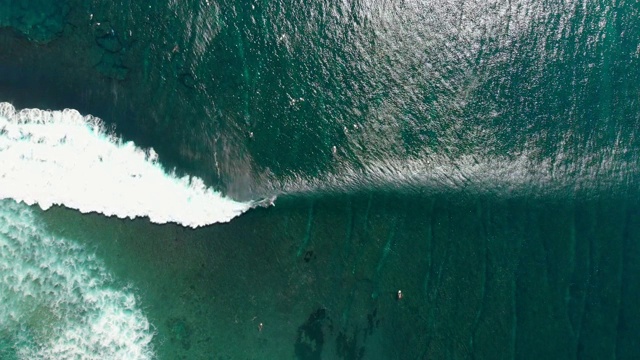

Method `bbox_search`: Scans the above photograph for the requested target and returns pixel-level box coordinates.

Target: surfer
[254,196,276,208]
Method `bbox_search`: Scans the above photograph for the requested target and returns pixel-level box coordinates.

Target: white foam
[0,200,155,359]
[0,103,252,228]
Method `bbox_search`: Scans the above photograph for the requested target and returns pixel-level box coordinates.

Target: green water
[32,195,640,359]
[0,0,639,358]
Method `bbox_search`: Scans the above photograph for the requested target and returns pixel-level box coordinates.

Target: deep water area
[0,0,639,359]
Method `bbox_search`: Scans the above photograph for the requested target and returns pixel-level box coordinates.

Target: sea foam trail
[0,103,252,228]
[0,200,155,359]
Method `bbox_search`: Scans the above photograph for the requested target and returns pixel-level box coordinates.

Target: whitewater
[0,103,252,228]
[0,199,155,359]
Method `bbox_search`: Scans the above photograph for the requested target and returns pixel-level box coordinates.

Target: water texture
[0,0,638,359]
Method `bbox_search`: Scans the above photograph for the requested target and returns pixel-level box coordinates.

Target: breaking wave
[0,103,252,228]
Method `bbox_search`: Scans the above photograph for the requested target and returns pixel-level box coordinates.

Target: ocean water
[0,0,639,359]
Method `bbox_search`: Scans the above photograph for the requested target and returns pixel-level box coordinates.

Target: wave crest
[0,103,252,228]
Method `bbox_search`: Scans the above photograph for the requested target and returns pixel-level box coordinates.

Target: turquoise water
[0,0,639,358]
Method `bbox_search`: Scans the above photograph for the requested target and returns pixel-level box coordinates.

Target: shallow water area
[0,199,154,359]
[28,192,640,359]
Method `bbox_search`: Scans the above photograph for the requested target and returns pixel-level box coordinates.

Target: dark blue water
[0,0,639,359]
